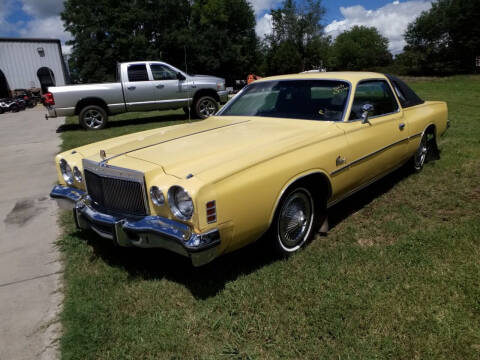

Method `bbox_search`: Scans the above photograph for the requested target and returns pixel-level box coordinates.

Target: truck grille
[84,169,148,216]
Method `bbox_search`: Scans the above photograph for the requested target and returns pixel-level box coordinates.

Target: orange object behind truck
[247,74,263,84]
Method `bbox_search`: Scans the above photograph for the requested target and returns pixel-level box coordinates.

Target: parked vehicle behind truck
[44,61,228,130]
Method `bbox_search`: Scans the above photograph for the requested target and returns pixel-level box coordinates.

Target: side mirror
[177,72,186,81]
[361,103,374,124]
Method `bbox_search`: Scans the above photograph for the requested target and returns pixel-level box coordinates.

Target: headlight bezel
[59,159,74,185]
[150,186,165,206]
[73,166,83,183]
[168,185,194,221]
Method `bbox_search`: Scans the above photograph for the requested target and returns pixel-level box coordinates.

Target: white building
[0,38,69,97]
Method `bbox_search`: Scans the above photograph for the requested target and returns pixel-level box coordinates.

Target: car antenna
[184,45,191,122]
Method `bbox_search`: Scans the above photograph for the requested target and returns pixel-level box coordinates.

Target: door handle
[127,86,136,90]
[156,84,165,89]
[399,123,405,130]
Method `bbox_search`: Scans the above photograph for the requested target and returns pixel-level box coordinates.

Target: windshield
[219,80,350,121]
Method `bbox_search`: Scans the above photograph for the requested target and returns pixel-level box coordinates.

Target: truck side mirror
[177,72,186,81]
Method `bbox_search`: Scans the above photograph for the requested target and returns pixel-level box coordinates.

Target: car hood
[76,116,340,182]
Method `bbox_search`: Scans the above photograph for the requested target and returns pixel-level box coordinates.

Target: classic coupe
[50,72,448,266]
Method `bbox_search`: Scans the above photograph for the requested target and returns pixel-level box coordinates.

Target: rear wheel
[79,105,108,130]
[271,187,319,256]
[193,96,218,119]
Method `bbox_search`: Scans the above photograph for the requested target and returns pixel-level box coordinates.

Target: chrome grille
[82,160,148,216]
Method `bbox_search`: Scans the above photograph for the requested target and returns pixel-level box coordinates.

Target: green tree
[188,0,259,84]
[62,0,191,83]
[402,0,480,75]
[63,0,259,84]
[263,0,329,75]
[331,26,392,71]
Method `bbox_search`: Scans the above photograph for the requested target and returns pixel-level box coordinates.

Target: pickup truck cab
[45,61,228,129]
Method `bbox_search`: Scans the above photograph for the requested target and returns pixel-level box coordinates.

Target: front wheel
[79,105,108,130]
[193,96,218,119]
[271,187,318,256]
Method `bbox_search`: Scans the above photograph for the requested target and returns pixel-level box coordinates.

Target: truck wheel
[193,96,218,119]
[79,105,108,130]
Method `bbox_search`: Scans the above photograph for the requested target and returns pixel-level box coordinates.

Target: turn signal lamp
[206,201,216,224]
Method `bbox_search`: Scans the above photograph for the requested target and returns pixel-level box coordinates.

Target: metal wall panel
[0,40,66,91]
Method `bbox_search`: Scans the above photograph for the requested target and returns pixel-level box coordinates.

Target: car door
[334,79,408,189]
[123,63,158,111]
[149,63,189,110]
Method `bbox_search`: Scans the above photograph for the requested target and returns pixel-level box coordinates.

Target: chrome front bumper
[50,185,220,266]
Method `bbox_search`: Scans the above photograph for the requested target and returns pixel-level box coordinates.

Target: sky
[0,0,433,55]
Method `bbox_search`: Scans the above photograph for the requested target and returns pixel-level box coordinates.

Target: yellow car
[50,72,448,266]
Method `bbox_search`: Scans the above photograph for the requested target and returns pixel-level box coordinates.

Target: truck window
[128,64,149,82]
[150,64,177,80]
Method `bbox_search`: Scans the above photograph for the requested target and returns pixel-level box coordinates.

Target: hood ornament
[100,150,106,160]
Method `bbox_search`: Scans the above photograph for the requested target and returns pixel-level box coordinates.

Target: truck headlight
[217,81,225,91]
[168,186,194,220]
[59,159,74,185]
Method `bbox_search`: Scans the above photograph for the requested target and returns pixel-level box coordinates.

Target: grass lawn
[58,76,480,359]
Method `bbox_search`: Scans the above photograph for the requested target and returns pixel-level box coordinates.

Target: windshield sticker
[332,84,349,95]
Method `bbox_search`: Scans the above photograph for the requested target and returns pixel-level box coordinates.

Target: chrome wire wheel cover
[198,99,217,118]
[414,134,428,170]
[277,189,314,252]
[84,109,105,129]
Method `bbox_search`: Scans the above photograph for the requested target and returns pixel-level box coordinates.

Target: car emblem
[100,150,106,160]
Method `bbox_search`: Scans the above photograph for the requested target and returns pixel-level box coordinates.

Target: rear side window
[386,74,424,108]
[349,80,399,120]
[127,64,149,82]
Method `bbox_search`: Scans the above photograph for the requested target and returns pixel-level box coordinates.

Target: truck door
[149,63,190,110]
[123,64,158,111]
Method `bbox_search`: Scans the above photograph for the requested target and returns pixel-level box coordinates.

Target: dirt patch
[4,198,48,226]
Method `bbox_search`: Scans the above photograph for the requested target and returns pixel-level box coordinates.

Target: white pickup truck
[44,61,228,129]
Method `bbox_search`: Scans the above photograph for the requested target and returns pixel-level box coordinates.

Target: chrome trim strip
[330,132,423,176]
[101,120,250,163]
[83,159,144,182]
[409,132,422,139]
[126,98,192,106]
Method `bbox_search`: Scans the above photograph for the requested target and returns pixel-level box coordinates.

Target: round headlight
[59,159,74,185]
[150,186,165,206]
[73,166,83,183]
[168,186,194,220]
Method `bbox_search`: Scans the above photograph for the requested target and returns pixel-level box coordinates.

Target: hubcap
[278,190,313,250]
[414,135,428,169]
[198,99,216,118]
[84,110,104,129]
